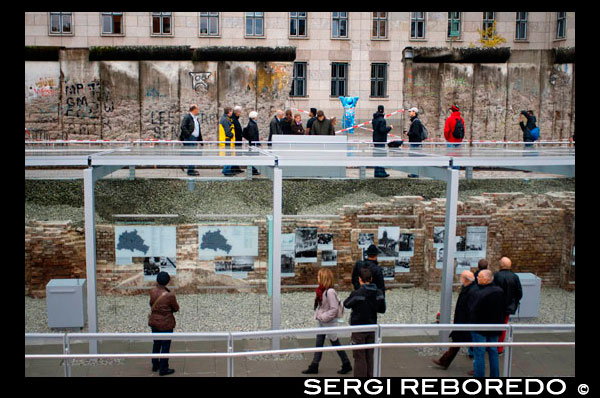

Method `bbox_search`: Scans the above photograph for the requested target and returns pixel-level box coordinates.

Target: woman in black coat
[372,105,392,178]
[244,111,261,175]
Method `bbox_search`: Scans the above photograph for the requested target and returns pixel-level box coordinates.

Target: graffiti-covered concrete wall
[403,50,575,141]
[25,49,292,141]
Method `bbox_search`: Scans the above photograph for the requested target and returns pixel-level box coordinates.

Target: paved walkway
[25,332,574,377]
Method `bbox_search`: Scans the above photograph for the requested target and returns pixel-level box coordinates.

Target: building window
[370,63,387,98]
[331,63,348,97]
[290,12,307,37]
[515,12,528,40]
[102,12,123,35]
[410,12,426,39]
[246,12,264,37]
[448,12,461,39]
[290,62,307,97]
[332,12,348,38]
[556,12,567,39]
[482,12,495,38]
[152,12,172,35]
[199,12,219,36]
[372,12,388,39]
[49,12,72,35]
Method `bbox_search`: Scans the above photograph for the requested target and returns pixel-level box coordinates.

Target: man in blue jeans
[467,269,506,377]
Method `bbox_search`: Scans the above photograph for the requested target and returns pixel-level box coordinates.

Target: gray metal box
[46,279,87,328]
[510,273,541,319]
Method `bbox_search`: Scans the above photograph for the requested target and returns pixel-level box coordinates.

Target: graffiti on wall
[190,72,212,93]
[27,77,58,99]
[63,79,102,119]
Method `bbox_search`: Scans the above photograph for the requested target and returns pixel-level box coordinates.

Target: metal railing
[25,323,574,377]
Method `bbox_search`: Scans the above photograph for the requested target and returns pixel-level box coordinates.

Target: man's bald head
[499,257,512,270]
[460,270,475,286]
[477,269,493,285]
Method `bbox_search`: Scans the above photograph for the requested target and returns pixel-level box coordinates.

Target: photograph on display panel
[198,226,259,259]
[142,256,177,281]
[436,247,445,269]
[466,226,488,258]
[433,226,445,247]
[357,232,374,248]
[382,266,395,280]
[318,233,334,251]
[377,226,400,261]
[281,251,295,277]
[395,257,411,273]
[398,233,414,256]
[295,227,318,263]
[456,258,471,275]
[321,250,338,266]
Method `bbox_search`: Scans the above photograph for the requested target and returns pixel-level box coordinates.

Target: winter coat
[231,113,243,146]
[467,283,506,336]
[310,118,335,135]
[281,117,294,135]
[315,288,341,324]
[268,116,283,143]
[218,113,235,148]
[148,285,180,331]
[449,282,476,342]
[519,111,537,142]
[244,119,260,145]
[444,111,465,143]
[407,115,424,142]
[493,269,523,315]
[351,259,385,294]
[291,121,305,135]
[306,116,317,134]
[372,112,391,143]
[180,113,202,141]
[343,283,386,326]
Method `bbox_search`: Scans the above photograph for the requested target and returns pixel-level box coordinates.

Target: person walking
[404,107,425,178]
[179,104,203,176]
[305,107,318,135]
[467,269,506,377]
[291,113,305,135]
[351,244,385,294]
[218,106,236,176]
[268,109,284,146]
[444,105,465,148]
[494,257,523,355]
[229,106,244,174]
[310,110,335,135]
[243,111,261,176]
[519,110,537,147]
[343,267,386,378]
[301,268,353,375]
[432,270,477,370]
[148,271,180,376]
[281,109,294,135]
[372,105,393,178]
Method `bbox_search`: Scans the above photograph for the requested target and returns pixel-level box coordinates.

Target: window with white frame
[372,12,388,39]
[370,63,387,98]
[49,12,72,35]
[556,12,567,39]
[515,12,528,40]
[448,12,461,39]
[410,12,426,39]
[290,62,307,97]
[199,12,219,36]
[482,12,495,38]
[332,12,348,38]
[290,12,307,37]
[152,12,172,35]
[331,63,348,97]
[246,12,264,37]
[102,12,123,35]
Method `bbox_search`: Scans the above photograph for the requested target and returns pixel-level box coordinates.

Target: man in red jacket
[444,105,465,148]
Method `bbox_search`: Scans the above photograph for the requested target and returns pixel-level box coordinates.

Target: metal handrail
[25,323,574,378]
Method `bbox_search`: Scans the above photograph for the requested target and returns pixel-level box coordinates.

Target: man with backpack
[520,110,539,147]
[404,107,426,178]
[444,105,465,147]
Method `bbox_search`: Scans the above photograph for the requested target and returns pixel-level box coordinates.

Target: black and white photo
[144,256,176,281]
[433,226,445,247]
[295,227,318,263]
[377,226,400,261]
[215,260,232,275]
[281,251,295,277]
[321,250,338,266]
[318,233,334,251]
[466,226,488,258]
[456,258,471,275]
[358,232,375,249]
[398,233,414,256]
[232,256,254,272]
[436,247,445,269]
[395,257,411,273]
[455,235,467,252]
[382,266,395,280]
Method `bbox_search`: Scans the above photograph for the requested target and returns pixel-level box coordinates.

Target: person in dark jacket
[494,257,523,355]
[148,271,180,376]
[230,106,244,174]
[473,258,488,285]
[219,107,235,176]
[467,269,505,377]
[281,109,294,135]
[243,111,261,176]
[305,107,318,135]
[343,267,386,377]
[519,110,537,146]
[310,110,335,135]
[291,113,305,135]
[432,270,476,369]
[372,105,393,178]
[179,104,203,176]
[268,110,284,146]
[405,107,424,178]
[351,244,385,294]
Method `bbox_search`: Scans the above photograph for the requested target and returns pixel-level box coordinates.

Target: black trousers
[351,332,375,377]
[151,327,173,371]
[311,334,351,365]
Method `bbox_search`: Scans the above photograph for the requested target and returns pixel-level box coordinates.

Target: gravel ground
[25,287,574,335]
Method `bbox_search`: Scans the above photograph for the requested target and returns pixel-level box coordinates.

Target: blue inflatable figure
[339,96,359,134]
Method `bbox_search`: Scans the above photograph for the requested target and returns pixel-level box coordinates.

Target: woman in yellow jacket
[218,106,235,175]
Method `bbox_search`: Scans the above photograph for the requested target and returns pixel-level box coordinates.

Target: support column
[83,168,98,354]
[439,167,459,342]
[271,166,283,350]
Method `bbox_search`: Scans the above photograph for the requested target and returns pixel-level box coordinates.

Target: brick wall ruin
[25,192,575,298]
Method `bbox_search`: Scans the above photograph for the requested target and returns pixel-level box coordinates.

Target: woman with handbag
[301,268,352,375]
[148,271,179,376]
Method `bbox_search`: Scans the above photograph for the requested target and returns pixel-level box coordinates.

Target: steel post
[373,325,382,377]
[83,168,98,355]
[227,334,234,377]
[504,325,514,377]
[271,166,283,350]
